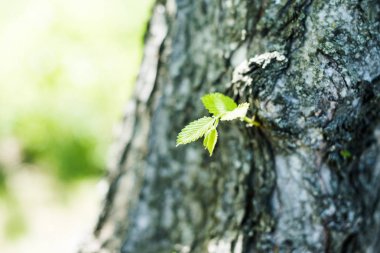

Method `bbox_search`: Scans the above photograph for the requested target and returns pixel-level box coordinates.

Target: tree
[79,1,380,252]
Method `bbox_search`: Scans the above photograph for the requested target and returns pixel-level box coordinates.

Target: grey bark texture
[79,0,380,252]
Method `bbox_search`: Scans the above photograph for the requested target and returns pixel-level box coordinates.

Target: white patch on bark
[306,128,324,146]
[258,100,284,119]
[166,0,177,16]
[174,244,190,253]
[233,235,243,253]
[250,51,287,69]
[232,51,287,85]
[303,69,314,86]
[272,153,324,249]
[241,29,247,40]
[232,59,253,85]
[136,202,151,231]
[231,43,248,68]
[135,5,167,103]
[207,239,231,253]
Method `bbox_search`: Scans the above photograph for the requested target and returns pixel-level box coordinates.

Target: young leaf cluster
[176,93,259,156]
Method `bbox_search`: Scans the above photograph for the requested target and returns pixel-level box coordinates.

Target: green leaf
[221,103,250,121]
[203,128,218,156]
[176,117,215,146]
[340,150,352,159]
[201,93,237,116]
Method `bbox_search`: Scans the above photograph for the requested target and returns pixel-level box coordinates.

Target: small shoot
[176,93,259,156]
[340,149,352,159]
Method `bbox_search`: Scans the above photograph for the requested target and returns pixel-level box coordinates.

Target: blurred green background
[0,0,153,252]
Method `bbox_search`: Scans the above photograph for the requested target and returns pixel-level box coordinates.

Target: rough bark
[79,0,380,252]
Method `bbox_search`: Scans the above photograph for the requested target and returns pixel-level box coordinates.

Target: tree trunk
[79,0,380,252]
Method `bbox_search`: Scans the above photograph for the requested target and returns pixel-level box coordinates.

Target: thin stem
[243,116,260,127]
[213,117,220,128]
